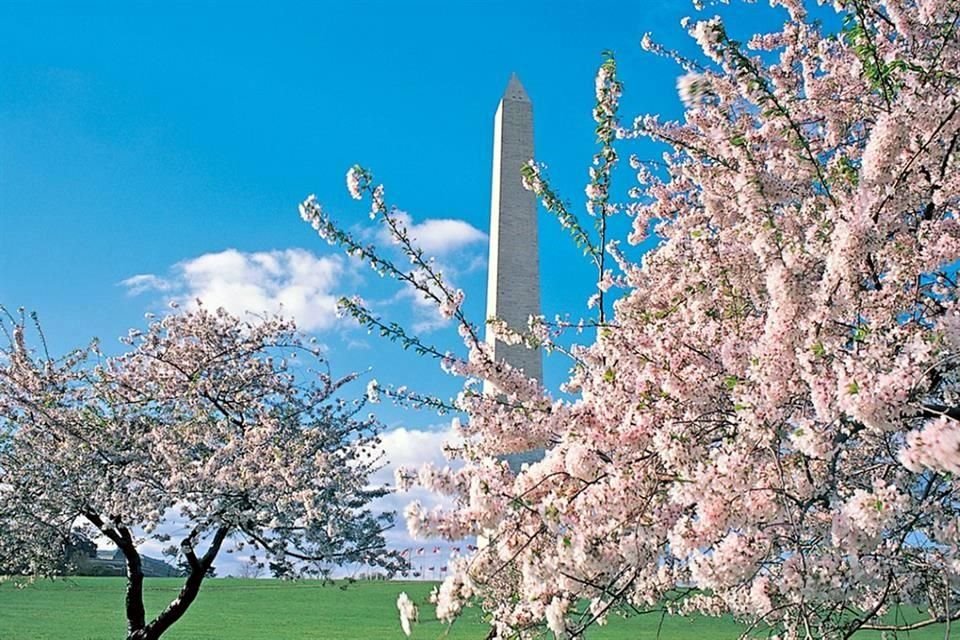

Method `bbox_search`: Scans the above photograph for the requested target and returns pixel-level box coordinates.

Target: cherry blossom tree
[0,306,403,640]
[300,0,960,637]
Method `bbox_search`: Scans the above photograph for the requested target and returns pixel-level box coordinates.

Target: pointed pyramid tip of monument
[502,72,530,102]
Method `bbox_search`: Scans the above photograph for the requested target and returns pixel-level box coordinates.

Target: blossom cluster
[0,306,403,636]
[301,1,960,638]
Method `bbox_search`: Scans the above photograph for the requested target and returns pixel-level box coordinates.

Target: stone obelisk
[484,74,543,395]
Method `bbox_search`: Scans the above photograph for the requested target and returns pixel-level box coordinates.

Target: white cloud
[372,423,473,572]
[121,274,173,295]
[393,284,450,334]
[373,424,461,488]
[412,218,486,255]
[379,212,487,257]
[368,211,487,334]
[121,248,345,332]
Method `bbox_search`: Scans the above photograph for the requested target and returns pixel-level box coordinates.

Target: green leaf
[836,156,860,187]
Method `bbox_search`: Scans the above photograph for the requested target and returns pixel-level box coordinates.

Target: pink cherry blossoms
[301,1,960,637]
[0,306,402,640]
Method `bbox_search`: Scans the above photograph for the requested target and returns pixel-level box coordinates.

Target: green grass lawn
[0,577,951,639]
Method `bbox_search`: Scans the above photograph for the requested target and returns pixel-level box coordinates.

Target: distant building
[68,544,179,577]
[484,74,545,472]
[485,73,543,390]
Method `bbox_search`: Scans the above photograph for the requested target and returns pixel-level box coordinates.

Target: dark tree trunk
[83,514,149,638]
[121,541,147,635]
[126,527,231,640]
[111,526,148,636]
[129,562,206,640]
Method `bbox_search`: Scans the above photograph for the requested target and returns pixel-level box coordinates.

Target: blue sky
[0,0,791,408]
[0,0,795,566]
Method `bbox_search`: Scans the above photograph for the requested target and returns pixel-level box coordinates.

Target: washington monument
[484,74,543,391]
